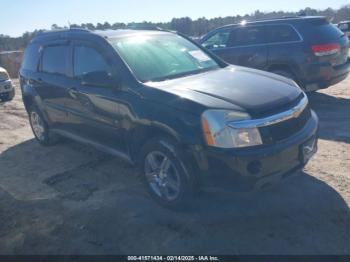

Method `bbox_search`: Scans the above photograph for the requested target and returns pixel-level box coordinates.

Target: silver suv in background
[0,67,15,102]
[338,21,350,39]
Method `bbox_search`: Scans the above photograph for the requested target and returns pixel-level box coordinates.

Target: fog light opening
[247,160,262,175]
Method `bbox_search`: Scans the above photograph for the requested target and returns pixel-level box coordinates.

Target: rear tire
[28,105,60,146]
[139,136,196,209]
[271,69,307,90]
[271,69,295,81]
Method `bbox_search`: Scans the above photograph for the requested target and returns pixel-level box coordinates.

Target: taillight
[311,43,340,56]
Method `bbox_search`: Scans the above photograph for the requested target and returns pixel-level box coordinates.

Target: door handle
[68,87,79,99]
[28,78,43,85]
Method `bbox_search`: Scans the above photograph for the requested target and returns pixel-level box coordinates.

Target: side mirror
[81,71,116,88]
[203,43,214,49]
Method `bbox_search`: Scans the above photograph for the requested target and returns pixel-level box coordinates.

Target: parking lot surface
[0,79,349,254]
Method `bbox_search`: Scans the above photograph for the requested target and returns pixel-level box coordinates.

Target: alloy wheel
[30,111,45,141]
[144,151,181,201]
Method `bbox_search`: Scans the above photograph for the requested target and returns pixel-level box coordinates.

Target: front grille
[259,105,311,144]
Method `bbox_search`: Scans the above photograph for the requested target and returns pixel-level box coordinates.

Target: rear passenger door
[265,24,303,72]
[226,26,268,69]
[36,42,72,128]
[203,26,268,69]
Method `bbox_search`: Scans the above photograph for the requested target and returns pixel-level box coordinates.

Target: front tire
[28,105,59,146]
[139,137,195,209]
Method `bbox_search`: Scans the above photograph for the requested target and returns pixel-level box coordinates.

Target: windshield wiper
[148,66,219,82]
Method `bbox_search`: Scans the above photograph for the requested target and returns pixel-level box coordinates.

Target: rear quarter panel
[267,42,307,83]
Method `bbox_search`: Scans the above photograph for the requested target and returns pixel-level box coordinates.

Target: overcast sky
[1,0,349,36]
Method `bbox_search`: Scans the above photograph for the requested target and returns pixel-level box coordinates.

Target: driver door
[67,41,126,151]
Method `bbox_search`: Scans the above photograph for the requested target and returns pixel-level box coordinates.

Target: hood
[145,66,303,117]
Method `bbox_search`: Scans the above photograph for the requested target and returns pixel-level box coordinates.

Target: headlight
[201,110,262,148]
[0,71,9,81]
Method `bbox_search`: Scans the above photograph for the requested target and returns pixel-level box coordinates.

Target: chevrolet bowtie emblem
[292,108,303,118]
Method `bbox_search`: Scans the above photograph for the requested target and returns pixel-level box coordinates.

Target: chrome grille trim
[228,95,309,129]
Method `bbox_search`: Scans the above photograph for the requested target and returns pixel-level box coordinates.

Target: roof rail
[37,27,91,36]
[246,16,300,22]
[217,15,325,29]
[125,24,166,31]
[69,27,91,32]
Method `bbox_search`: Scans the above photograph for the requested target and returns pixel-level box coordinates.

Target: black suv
[19,28,318,208]
[201,16,350,92]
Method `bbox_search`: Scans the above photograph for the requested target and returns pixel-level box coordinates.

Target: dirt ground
[0,78,349,255]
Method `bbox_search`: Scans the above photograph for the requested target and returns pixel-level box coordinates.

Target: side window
[228,26,266,47]
[266,25,301,43]
[22,44,40,71]
[73,45,110,77]
[202,30,231,49]
[41,45,69,75]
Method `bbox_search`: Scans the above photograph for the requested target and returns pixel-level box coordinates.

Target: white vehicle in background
[0,67,15,102]
[338,21,350,39]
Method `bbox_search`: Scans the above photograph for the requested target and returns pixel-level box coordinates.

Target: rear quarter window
[21,44,40,71]
[299,19,345,42]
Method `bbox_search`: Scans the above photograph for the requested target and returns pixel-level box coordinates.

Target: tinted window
[339,23,349,31]
[266,25,300,43]
[73,46,110,77]
[22,44,40,71]
[202,30,231,49]
[42,45,69,75]
[300,19,344,41]
[228,26,266,46]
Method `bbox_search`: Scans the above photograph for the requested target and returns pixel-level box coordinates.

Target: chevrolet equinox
[19,28,319,208]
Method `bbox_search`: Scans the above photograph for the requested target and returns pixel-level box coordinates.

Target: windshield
[109,33,220,82]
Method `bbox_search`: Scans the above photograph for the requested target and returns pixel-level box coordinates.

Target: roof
[218,16,326,29]
[94,29,171,39]
[32,28,172,43]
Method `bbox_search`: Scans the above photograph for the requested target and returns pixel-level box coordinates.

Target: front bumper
[0,80,13,93]
[192,110,319,192]
[0,80,15,101]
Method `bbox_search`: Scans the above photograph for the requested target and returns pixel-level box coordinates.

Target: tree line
[1,5,350,51]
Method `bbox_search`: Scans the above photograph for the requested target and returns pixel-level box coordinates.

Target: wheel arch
[266,63,302,84]
[21,85,50,122]
[128,124,182,163]
[22,94,35,112]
